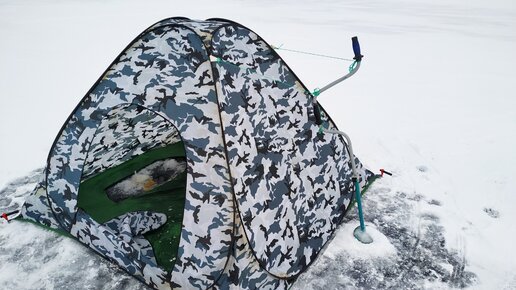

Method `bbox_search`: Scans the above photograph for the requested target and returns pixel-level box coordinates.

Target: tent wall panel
[36,24,235,288]
[210,24,370,277]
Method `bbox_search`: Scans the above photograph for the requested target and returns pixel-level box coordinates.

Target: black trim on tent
[208,20,301,281]
[169,20,238,288]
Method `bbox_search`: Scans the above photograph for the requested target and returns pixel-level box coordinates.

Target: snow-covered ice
[1,0,515,289]
[323,222,397,261]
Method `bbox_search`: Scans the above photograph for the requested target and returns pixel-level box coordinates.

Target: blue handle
[352,36,363,61]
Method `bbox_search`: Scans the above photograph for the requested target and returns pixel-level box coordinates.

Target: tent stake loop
[1,210,20,223]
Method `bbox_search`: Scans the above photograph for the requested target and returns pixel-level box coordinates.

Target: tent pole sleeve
[312,98,323,125]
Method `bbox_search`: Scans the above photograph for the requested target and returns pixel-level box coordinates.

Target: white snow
[324,222,397,260]
[1,0,515,289]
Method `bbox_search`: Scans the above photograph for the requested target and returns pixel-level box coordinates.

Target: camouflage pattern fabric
[71,209,171,290]
[102,211,167,266]
[211,24,370,278]
[21,181,61,230]
[21,17,374,289]
[82,104,182,179]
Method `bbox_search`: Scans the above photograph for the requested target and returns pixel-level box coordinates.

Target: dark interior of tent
[77,105,186,271]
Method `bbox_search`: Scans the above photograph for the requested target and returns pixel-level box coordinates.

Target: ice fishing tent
[19,17,374,289]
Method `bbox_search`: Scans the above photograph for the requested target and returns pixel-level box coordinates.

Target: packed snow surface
[1,0,515,289]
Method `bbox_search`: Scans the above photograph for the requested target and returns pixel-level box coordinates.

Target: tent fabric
[82,104,183,179]
[20,17,374,289]
[22,181,61,229]
[213,24,364,277]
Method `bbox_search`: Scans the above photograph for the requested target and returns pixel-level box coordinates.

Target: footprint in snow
[417,165,428,173]
[483,207,500,218]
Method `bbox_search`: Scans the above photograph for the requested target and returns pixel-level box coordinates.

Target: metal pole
[317,61,361,96]
[311,36,372,243]
[323,128,372,244]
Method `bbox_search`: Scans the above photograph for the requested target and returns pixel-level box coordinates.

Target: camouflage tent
[20,17,374,289]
